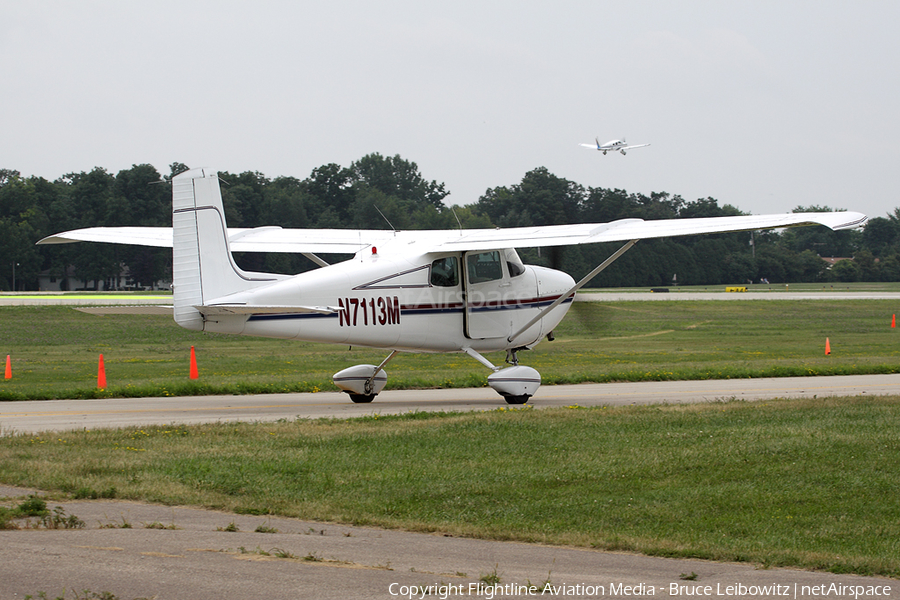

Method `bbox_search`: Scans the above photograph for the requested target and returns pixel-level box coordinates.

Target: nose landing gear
[465,348,541,405]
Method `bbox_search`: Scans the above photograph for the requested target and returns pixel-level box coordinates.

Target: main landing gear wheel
[333,360,393,404]
[348,393,376,404]
[503,394,530,405]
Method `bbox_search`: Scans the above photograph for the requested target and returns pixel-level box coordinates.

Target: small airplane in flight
[581,138,650,155]
[39,168,866,404]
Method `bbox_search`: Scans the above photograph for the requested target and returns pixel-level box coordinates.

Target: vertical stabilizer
[172,168,275,330]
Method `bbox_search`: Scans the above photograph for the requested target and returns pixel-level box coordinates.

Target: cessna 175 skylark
[581,138,650,155]
[39,168,867,404]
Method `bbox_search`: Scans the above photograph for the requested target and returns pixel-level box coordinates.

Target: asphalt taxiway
[3,374,900,434]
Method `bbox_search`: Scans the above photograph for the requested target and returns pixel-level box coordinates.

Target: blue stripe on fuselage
[245,295,571,321]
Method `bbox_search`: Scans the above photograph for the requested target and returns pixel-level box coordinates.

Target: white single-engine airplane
[581,138,650,155]
[39,168,866,404]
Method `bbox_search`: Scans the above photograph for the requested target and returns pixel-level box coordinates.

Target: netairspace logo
[672,583,893,599]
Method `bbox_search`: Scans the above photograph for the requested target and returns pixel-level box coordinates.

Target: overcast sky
[2,1,898,220]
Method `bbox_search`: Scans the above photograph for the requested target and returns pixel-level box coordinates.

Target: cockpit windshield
[504,248,526,278]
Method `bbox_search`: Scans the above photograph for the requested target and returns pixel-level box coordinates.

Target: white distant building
[37,266,170,292]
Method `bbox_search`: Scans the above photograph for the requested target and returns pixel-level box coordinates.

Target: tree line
[1,154,897,291]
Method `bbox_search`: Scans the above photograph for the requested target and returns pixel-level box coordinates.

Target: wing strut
[507,239,638,343]
[464,348,500,372]
[302,252,330,267]
[365,350,400,395]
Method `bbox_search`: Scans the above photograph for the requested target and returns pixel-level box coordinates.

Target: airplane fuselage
[200,248,576,355]
[603,140,631,154]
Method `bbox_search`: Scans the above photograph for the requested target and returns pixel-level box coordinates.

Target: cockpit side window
[466,251,503,283]
[430,256,459,287]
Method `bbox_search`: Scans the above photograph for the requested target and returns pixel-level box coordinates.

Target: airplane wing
[38,212,867,255]
[420,211,867,253]
[621,143,650,150]
[38,226,398,254]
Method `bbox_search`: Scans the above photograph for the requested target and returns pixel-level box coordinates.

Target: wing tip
[36,235,72,245]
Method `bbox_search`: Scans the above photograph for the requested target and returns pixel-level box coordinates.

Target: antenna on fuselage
[374,205,396,234]
[451,206,463,234]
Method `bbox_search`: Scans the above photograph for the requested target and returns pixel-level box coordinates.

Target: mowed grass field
[1,298,900,577]
[1,298,900,399]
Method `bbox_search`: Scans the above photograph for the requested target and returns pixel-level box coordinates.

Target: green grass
[1,299,900,400]
[0,494,84,530]
[1,397,899,576]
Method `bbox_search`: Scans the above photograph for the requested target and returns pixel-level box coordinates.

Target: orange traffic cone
[825,338,831,356]
[189,346,199,380]
[893,314,896,328]
[97,354,107,389]
[4,355,11,380]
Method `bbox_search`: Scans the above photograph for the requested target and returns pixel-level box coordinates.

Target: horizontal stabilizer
[38,227,173,247]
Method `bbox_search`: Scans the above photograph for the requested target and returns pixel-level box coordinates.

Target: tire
[504,394,530,405]
[349,393,376,403]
